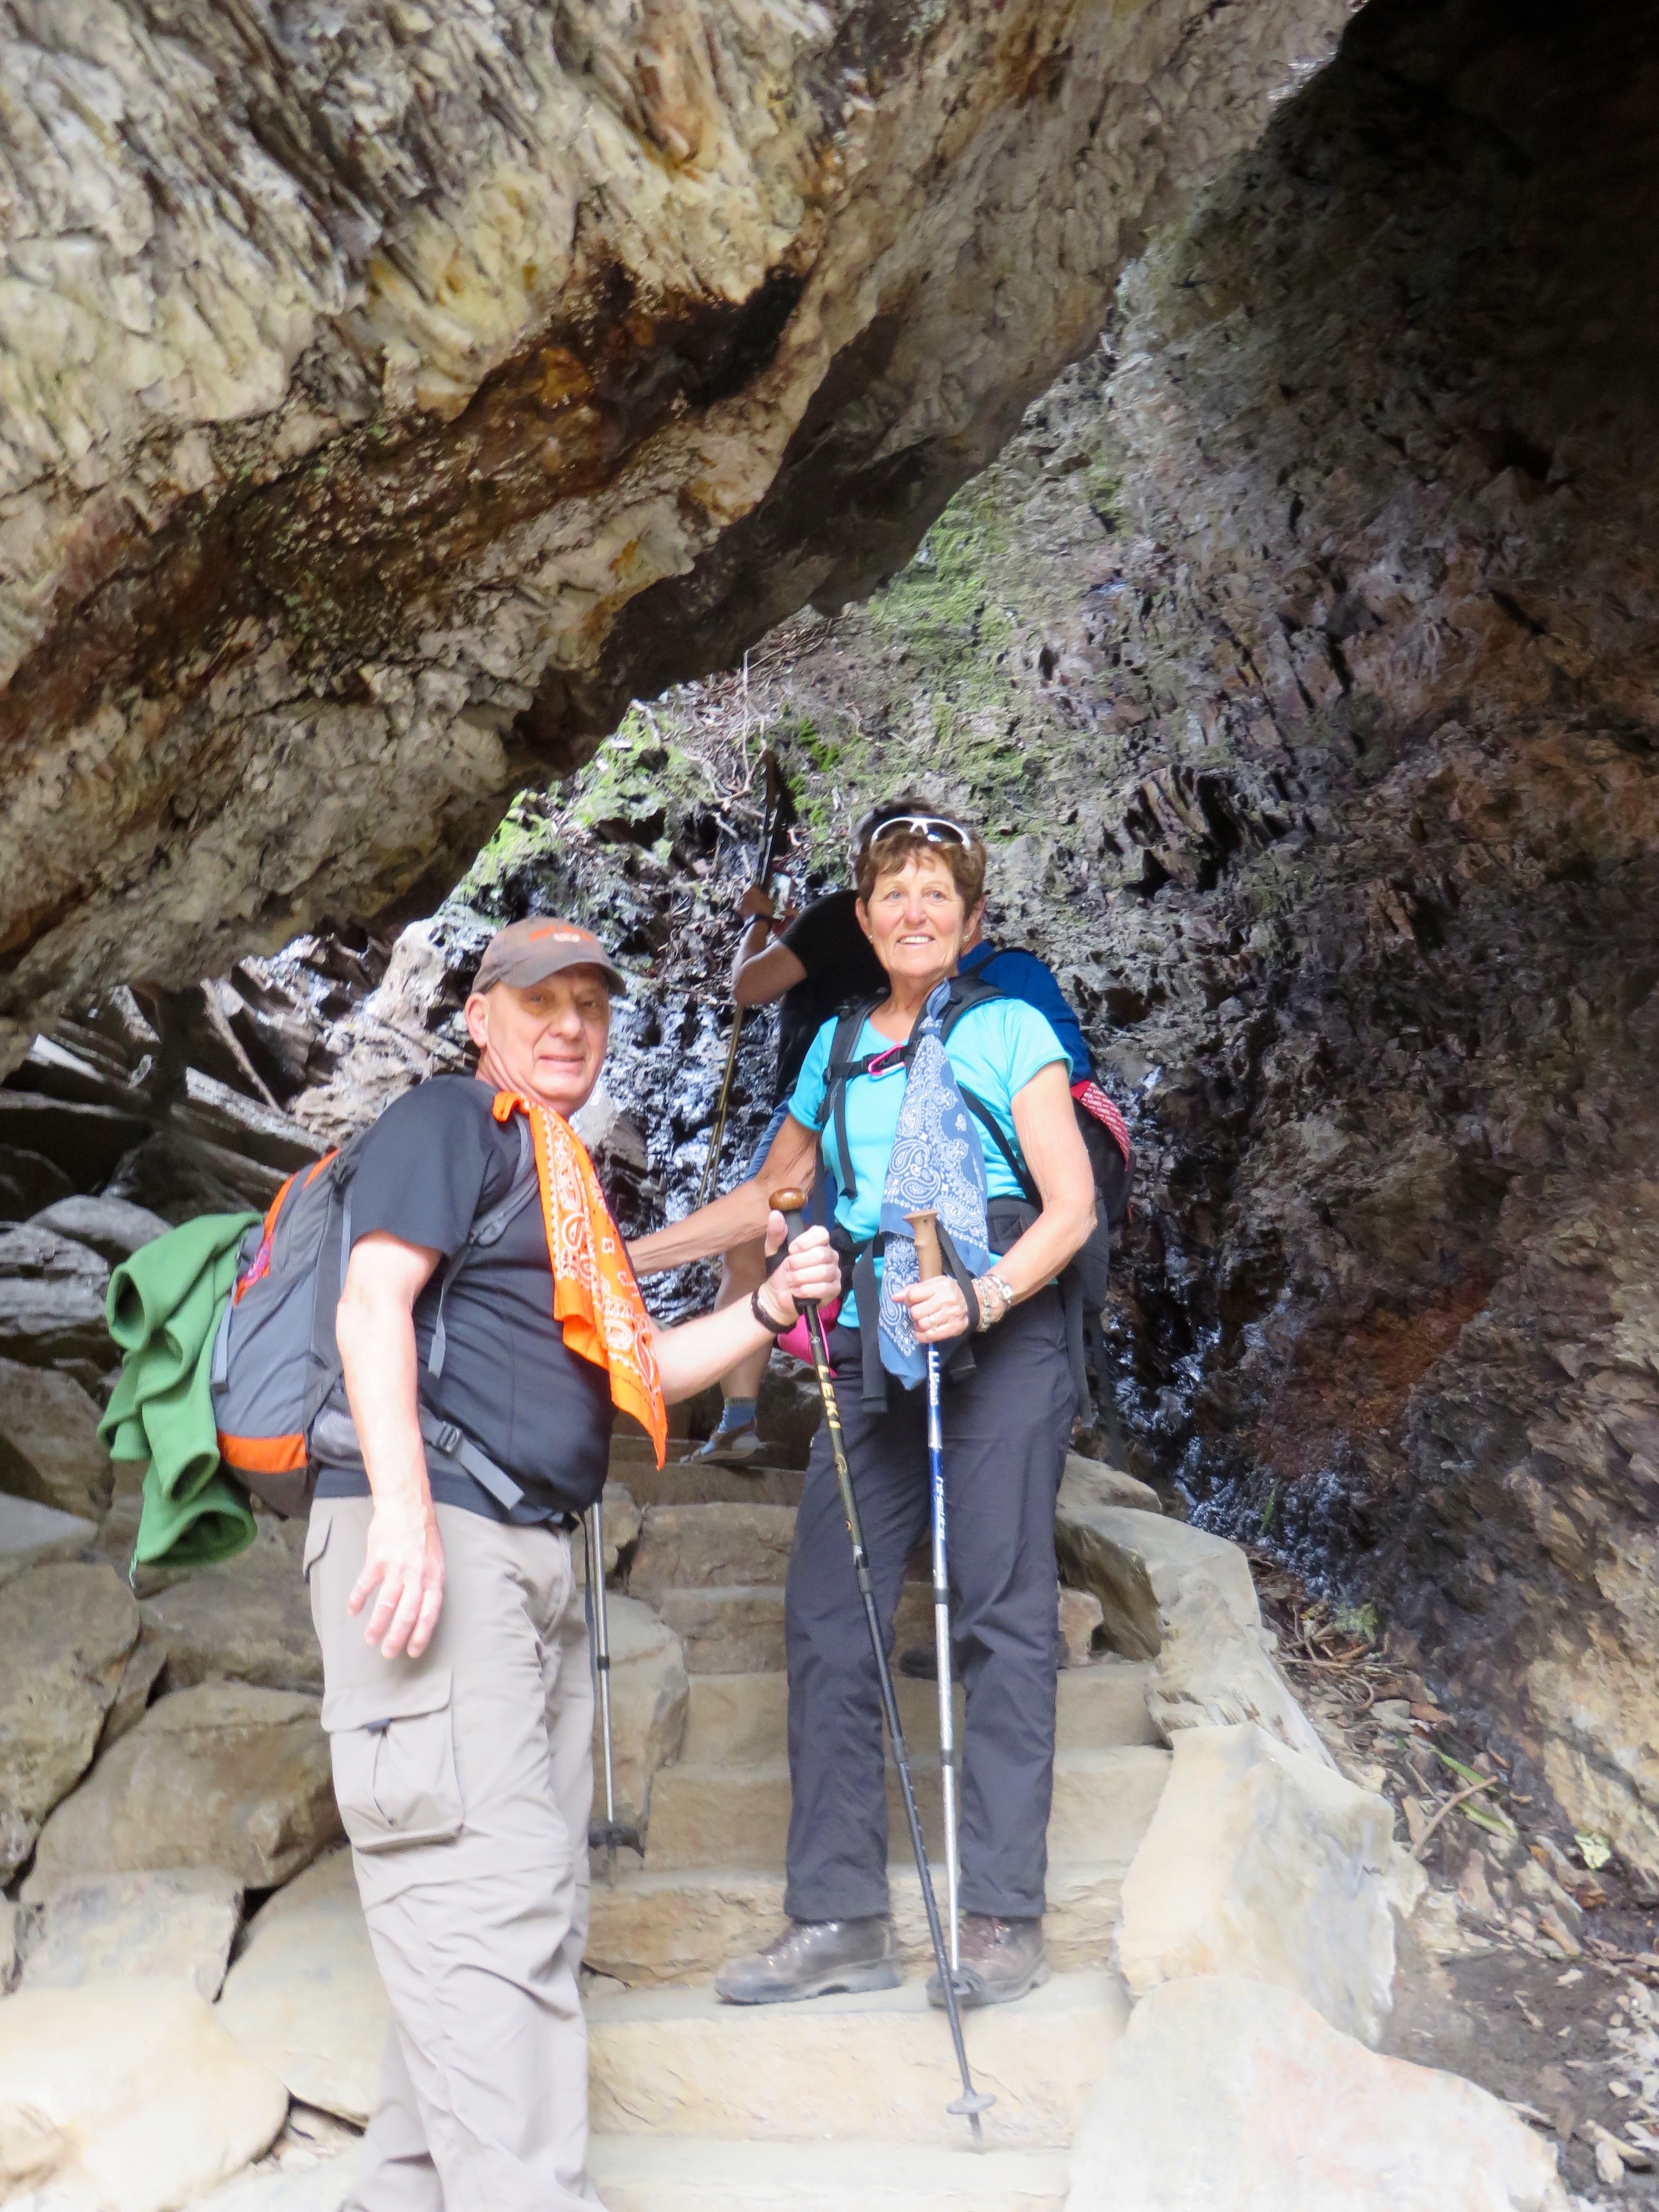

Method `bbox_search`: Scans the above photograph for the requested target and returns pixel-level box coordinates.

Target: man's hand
[737,885,777,922]
[898,1275,972,1345]
[763,1215,842,1319]
[349,1497,446,1660]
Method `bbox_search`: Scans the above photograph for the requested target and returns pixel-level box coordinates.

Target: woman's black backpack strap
[815,997,885,1204]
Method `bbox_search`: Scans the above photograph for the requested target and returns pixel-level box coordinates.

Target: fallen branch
[1412,1775,1499,1861]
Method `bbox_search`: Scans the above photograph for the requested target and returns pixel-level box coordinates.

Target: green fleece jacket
[100,1212,260,1568]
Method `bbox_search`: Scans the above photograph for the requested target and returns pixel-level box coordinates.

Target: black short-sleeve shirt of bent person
[774,889,888,1105]
[314,1075,615,1521]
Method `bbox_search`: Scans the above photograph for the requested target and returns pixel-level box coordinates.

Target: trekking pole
[769,1187,993,2148]
[904,1209,962,1986]
[585,1498,642,1884]
[695,751,792,1207]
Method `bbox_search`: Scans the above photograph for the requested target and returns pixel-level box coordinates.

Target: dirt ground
[1255,1563,1659,2205]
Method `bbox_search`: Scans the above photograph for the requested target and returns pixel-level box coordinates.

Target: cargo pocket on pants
[322,1667,462,1853]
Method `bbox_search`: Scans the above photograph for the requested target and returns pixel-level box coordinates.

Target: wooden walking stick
[695,751,792,1207]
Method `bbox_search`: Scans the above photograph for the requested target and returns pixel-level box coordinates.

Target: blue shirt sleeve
[994,998,1071,1099]
[786,1016,837,1133]
[974,949,1091,1080]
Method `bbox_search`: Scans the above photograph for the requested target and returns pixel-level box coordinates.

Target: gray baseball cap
[471,916,627,996]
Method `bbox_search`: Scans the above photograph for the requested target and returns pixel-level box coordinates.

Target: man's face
[465,968,611,1115]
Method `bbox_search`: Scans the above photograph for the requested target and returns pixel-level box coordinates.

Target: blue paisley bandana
[876,980,994,1389]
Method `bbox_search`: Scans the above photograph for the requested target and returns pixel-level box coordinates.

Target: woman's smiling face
[857,851,982,989]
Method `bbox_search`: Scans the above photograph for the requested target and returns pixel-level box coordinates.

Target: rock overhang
[0,0,1360,1069]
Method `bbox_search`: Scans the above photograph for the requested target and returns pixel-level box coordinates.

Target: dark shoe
[927,1914,1048,2010]
[694,1422,763,1463]
[897,1644,937,1679]
[715,1917,900,2005]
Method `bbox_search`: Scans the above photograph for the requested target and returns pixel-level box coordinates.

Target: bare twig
[1412,1775,1499,1861]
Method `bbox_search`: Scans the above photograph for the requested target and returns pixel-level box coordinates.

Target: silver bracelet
[973,1272,1016,1331]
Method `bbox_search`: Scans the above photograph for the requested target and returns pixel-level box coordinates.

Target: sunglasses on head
[868,813,973,850]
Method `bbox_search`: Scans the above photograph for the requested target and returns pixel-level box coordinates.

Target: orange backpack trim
[217,1429,309,1476]
[231,1150,340,1307]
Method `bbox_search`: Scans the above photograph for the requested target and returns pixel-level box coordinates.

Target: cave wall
[0,0,1353,1066]
[1097,0,1659,1872]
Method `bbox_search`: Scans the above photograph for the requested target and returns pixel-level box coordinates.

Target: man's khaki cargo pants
[306,1496,602,2210]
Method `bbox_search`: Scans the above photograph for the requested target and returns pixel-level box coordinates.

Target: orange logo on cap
[526,924,589,944]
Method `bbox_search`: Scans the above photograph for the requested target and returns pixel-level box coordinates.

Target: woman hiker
[629,808,1096,2008]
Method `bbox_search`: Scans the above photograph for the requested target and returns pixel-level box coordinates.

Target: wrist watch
[973,1271,1015,1331]
[751,1285,792,1334]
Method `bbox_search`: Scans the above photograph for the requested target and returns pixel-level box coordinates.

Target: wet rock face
[0,0,1354,1067]
[1089,0,1659,1871]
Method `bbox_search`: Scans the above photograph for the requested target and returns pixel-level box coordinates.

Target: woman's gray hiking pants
[782,1285,1074,1926]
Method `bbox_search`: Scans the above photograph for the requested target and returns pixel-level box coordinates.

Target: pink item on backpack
[777,1297,841,1368]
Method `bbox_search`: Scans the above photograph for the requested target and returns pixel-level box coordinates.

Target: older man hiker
[632,809,1097,2008]
[305,916,840,2212]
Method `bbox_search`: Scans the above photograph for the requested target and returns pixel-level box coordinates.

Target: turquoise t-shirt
[786,998,1069,1326]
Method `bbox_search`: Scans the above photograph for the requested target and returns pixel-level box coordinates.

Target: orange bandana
[493,1092,666,1468]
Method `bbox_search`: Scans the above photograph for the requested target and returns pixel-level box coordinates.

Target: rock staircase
[580,1434,1171,2211]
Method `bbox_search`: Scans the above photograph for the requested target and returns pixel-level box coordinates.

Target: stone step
[586,1858,1130,1988]
[619,1433,814,1522]
[588,2135,1071,2210]
[610,1458,806,1510]
[586,1968,1128,2148]
[629,1503,798,1599]
[653,1582,937,1675]
[681,1660,1159,1765]
[652,1586,787,1675]
[644,1745,1170,1874]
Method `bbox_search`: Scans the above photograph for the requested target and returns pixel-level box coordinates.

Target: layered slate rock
[0,1355,113,1519]
[1118,1722,1397,2047]
[218,1848,385,2126]
[1065,1976,1567,2212]
[0,1491,98,1587]
[19,1868,243,2002]
[139,1519,321,1696]
[0,0,1356,1061]
[0,1559,138,1882]
[0,1223,110,1368]
[30,1193,170,1262]
[29,1681,341,1891]
[1054,1488,1260,1663]
[0,1980,288,2212]
[1146,1572,1334,1767]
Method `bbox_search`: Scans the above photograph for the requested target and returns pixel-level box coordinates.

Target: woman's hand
[763,1215,841,1321]
[897,1275,972,1345]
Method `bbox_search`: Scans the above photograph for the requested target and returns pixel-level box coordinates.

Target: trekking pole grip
[768,1187,811,1255]
[905,1208,942,1282]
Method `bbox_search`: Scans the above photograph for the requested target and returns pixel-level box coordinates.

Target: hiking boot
[897,1644,937,1680]
[714,1917,900,2005]
[926,1914,1048,2010]
[693,1421,763,1463]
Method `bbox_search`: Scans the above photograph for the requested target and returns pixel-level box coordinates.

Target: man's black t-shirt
[774,890,888,1104]
[314,1077,615,1520]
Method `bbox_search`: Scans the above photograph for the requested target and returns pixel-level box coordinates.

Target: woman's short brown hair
[853,797,988,909]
